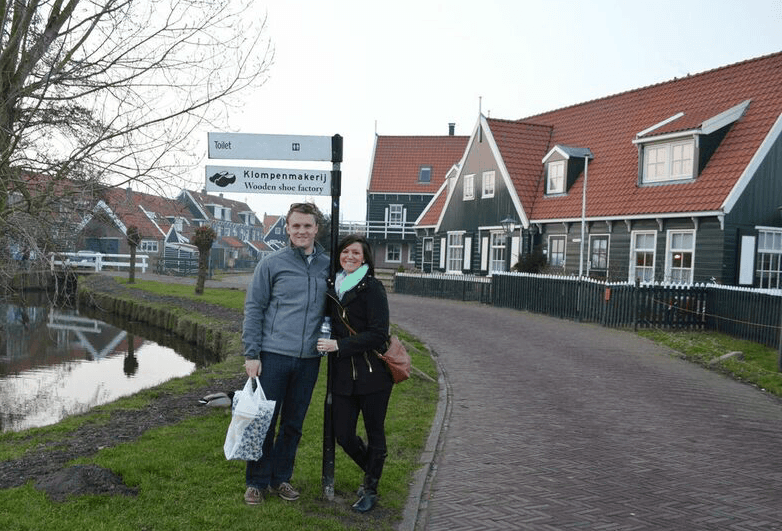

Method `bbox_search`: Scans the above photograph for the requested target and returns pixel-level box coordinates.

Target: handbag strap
[334,302,358,336]
[327,291,358,336]
[330,292,390,351]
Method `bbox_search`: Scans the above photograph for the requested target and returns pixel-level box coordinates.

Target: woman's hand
[317,338,339,353]
[244,359,261,377]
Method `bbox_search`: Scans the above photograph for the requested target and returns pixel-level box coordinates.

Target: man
[241,202,330,505]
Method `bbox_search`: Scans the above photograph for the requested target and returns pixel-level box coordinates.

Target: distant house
[263,214,287,250]
[177,189,263,268]
[72,187,264,271]
[366,126,468,271]
[418,51,782,287]
[77,187,192,259]
[246,239,274,262]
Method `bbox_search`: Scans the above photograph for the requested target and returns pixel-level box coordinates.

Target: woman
[317,234,392,513]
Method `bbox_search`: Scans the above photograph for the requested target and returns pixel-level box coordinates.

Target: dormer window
[419,166,432,183]
[547,161,565,194]
[542,145,593,196]
[635,100,750,186]
[642,139,694,183]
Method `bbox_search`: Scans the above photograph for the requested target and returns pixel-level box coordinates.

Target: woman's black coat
[326,275,393,395]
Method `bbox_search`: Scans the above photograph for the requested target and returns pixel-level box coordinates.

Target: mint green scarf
[335,264,369,300]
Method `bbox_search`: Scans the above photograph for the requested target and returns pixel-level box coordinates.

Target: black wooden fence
[394,273,492,304]
[395,272,782,348]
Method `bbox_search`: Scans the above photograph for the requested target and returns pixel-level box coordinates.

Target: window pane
[489,232,506,272]
[549,236,565,266]
[548,162,564,193]
[463,175,474,200]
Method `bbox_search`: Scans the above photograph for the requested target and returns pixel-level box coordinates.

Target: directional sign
[205,165,331,196]
[208,133,334,162]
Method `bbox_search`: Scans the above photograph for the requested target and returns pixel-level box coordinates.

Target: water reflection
[0,297,218,433]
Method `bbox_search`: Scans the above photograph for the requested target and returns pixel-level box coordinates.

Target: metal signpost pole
[322,134,342,500]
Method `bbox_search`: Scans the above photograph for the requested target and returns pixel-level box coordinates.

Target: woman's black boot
[352,475,378,513]
[352,447,386,513]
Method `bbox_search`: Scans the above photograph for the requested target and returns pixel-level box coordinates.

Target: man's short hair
[286,202,323,226]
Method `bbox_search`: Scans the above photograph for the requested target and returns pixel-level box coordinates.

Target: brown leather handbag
[337,311,411,384]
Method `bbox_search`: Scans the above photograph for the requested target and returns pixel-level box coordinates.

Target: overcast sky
[191,0,782,223]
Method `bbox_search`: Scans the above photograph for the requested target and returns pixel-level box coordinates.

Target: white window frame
[548,235,566,267]
[642,139,694,183]
[588,234,610,277]
[756,229,782,289]
[629,231,656,283]
[547,161,565,194]
[389,204,403,227]
[446,232,464,273]
[665,229,696,284]
[463,174,474,200]
[482,171,495,198]
[139,239,158,253]
[489,231,507,272]
[386,243,402,263]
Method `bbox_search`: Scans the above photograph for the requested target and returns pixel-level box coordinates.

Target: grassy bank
[0,279,439,531]
[638,329,782,396]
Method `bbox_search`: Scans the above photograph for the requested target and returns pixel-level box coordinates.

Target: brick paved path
[388,294,782,531]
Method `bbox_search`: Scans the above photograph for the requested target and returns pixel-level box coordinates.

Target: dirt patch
[36,464,139,502]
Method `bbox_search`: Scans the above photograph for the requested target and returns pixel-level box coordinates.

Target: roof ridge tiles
[520,49,782,121]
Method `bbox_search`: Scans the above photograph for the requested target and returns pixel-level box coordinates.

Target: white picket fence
[49,251,149,273]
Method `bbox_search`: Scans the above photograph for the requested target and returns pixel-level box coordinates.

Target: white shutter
[439,237,446,269]
[463,236,472,270]
[481,236,489,271]
[739,235,755,285]
[510,236,520,269]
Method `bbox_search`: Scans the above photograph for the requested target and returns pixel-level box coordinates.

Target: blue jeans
[245,352,321,489]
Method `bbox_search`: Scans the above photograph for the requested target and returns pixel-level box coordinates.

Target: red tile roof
[101,188,187,240]
[368,135,469,194]
[264,214,281,228]
[187,190,254,223]
[420,52,782,227]
[248,240,273,252]
[416,181,449,227]
[510,51,782,221]
[219,236,244,248]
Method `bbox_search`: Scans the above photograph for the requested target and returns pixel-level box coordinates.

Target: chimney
[448,123,455,136]
[126,186,132,202]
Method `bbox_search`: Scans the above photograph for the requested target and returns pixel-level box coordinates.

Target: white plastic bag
[223,377,276,461]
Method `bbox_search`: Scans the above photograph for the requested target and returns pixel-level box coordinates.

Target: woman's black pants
[332,388,391,477]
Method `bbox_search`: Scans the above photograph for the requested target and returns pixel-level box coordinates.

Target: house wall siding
[439,136,516,235]
[718,130,782,284]
[534,216,725,283]
[367,193,433,228]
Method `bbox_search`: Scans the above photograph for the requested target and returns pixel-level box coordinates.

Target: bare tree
[126,224,140,284]
[0,0,273,283]
[193,224,215,295]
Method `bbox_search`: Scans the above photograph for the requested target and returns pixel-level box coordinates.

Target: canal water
[0,294,219,433]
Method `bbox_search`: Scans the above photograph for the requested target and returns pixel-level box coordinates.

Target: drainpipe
[578,155,589,278]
